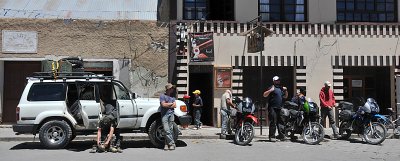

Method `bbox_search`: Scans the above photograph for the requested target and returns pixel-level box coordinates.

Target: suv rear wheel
[148,119,179,148]
[39,120,72,149]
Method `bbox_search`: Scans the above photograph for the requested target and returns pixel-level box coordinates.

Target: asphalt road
[1,138,399,161]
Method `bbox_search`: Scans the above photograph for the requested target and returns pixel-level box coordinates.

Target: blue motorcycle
[338,98,387,145]
[374,108,400,138]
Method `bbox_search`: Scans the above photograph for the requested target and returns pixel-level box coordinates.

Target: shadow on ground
[10,140,188,152]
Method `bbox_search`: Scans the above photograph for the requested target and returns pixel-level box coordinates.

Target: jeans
[162,112,175,145]
[194,108,202,128]
[220,109,228,135]
[268,107,285,138]
[320,107,339,135]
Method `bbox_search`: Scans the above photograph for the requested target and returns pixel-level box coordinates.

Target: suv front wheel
[39,120,72,149]
[148,119,179,148]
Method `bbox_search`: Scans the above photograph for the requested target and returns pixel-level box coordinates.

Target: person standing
[319,81,339,139]
[192,90,203,130]
[160,83,177,150]
[220,89,236,139]
[263,76,288,142]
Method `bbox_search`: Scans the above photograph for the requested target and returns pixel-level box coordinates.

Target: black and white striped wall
[331,55,400,102]
[176,22,189,98]
[231,55,307,97]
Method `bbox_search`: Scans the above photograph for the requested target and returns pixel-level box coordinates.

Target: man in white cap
[263,76,288,142]
[319,81,339,139]
[220,89,236,139]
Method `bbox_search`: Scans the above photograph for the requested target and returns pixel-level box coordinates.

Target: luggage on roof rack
[32,72,114,80]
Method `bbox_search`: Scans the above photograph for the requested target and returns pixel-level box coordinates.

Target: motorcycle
[281,98,325,145]
[338,98,387,145]
[231,97,259,146]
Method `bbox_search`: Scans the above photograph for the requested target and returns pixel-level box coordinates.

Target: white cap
[324,81,332,87]
[273,76,280,81]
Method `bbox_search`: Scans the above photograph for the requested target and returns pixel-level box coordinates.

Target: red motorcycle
[232,97,259,145]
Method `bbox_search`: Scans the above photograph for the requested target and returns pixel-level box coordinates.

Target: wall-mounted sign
[2,30,38,53]
[352,80,363,88]
[215,67,232,88]
[189,32,214,62]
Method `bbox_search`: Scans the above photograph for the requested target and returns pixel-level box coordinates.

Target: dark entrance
[209,0,234,21]
[3,61,41,123]
[189,65,214,126]
[343,67,392,115]
[242,66,295,126]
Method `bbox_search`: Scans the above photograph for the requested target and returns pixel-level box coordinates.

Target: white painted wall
[212,34,400,100]
[308,0,337,23]
[235,0,258,23]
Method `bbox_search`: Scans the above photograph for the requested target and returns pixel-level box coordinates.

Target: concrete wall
[309,0,337,23]
[212,33,399,100]
[235,0,258,23]
[0,19,169,97]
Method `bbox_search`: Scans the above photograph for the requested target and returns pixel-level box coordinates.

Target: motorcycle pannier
[340,101,354,111]
[339,110,352,121]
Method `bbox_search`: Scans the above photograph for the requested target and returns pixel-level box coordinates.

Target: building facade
[0,0,171,123]
[169,0,400,127]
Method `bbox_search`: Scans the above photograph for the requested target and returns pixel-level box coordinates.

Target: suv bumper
[178,115,192,125]
[13,124,37,134]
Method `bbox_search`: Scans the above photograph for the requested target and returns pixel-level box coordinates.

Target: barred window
[337,0,397,22]
[183,0,207,20]
[259,0,307,22]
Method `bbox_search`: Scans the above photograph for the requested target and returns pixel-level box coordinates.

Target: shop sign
[2,30,37,53]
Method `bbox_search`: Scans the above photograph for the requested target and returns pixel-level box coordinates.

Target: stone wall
[0,18,170,97]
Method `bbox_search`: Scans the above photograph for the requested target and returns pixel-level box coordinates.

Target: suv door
[112,81,137,128]
[76,82,101,130]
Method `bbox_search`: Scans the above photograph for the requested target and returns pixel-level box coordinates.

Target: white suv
[13,73,191,149]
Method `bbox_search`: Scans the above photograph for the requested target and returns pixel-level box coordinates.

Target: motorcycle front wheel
[302,122,325,145]
[234,122,254,146]
[363,122,387,145]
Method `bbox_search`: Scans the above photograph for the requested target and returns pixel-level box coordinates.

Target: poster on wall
[189,32,214,62]
[215,67,232,88]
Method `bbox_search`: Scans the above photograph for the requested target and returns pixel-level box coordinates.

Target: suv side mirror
[130,93,138,99]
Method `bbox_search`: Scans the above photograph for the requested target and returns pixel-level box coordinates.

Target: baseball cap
[272,76,280,81]
[192,90,201,95]
[183,94,190,99]
[324,81,332,87]
[165,83,175,90]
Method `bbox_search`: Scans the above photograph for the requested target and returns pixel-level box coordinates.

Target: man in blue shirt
[160,83,176,150]
[263,76,288,142]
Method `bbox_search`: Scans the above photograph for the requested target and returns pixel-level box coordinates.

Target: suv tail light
[16,107,20,121]
[180,105,187,112]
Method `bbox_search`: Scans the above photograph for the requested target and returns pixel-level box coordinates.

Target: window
[28,83,65,101]
[113,83,130,100]
[337,0,397,22]
[259,0,307,22]
[184,0,207,20]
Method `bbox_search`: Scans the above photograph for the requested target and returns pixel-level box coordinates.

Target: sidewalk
[0,124,337,142]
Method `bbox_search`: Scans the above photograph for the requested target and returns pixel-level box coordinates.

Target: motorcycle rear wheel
[338,122,352,140]
[234,122,254,146]
[363,122,387,145]
[302,122,325,145]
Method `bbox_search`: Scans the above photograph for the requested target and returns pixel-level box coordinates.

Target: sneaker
[169,144,176,150]
[164,145,169,151]
[110,147,118,153]
[269,138,277,142]
[199,125,203,129]
[89,145,97,153]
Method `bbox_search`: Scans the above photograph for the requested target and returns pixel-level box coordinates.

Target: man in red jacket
[319,81,339,138]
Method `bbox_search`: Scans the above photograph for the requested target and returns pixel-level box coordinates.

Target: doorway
[343,67,392,115]
[189,65,214,126]
[2,61,41,123]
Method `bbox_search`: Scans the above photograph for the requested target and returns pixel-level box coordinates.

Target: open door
[112,81,138,128]
[76,82,101,129]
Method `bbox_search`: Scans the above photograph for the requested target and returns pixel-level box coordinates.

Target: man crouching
[90,104,122,153]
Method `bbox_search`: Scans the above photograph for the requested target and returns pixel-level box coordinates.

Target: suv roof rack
[31,72,115,80]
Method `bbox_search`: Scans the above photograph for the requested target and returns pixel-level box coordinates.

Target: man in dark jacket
[263,76,288,142]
